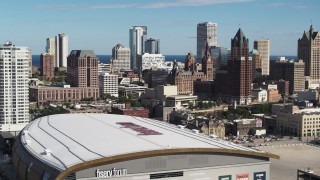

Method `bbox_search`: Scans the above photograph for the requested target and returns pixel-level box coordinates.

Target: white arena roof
[21,114,275,171]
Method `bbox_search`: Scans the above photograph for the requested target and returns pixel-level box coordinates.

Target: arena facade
[12,114,279,180]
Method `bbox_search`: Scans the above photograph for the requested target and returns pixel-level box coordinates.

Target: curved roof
[20,114,278,172]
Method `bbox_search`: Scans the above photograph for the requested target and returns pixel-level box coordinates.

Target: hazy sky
[0,0,319,55]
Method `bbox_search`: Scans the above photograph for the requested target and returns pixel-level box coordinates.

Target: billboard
[256,119,263,127]
[236,173,249,180]
[219,175,232,180]
[254,171,266,180]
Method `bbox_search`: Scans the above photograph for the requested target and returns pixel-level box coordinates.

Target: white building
[129,26,147,70]
[197,22,217,61]
[46,38,55,55]
[98,62,111,73]
[0,41,30,132]
[55,33,68,67]
[254,40,270,75]
[252,88,268,102]
[138,53,168,71]
[99,73,118,98]
[112,44,130,71]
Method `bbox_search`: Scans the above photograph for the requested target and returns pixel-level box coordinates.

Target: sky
[0,0,319,56]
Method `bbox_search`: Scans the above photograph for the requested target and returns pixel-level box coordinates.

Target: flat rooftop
[21,114,276,171]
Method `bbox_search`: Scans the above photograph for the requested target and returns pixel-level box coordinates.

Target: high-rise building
[137,53,166,71]
[250,49,261,81]
[46,38,55,55]
[112,44,130,71]
[270,57,305,94]
[55,33,68,67]
[67,50,99,88]
[99,73,119,98]
[129,26,147,70]
[227,29,252,105]
[197,22,217,62]
[210,46,230,70]
[298,25,320,79]
[145,38,160,54]
[40,53,55,79]
[254,40,270,75]
[0,41,30,132]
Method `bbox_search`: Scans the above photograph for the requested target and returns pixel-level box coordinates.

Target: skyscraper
[67,50,99,88]
[46,38,56,67]
[55,33,68,67]
[0,41,30,132]
[227,28,252,105]
[197,22,217,62]
[40,53,55,79]
[145,38,160,54]
[112,44,130,71]
[254,40,270,75]
[46,38,55,55]
[298,25,320,79]
[129,26,147,70]
[270,57,305,94]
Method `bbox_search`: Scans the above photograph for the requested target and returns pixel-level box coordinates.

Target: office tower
[129,26,147,70]
[46,38,55,55]
[67,50,99,88]
[227,28,252,105]
[197,22,217,62]
[99,73,119,98]
[0,41,30,132]
[298,25,320,79]
[112,44,130,71]
[145,38,160,54]
[55,33,68,67]
[210,46,230,70]
[40,53,55,79]
[137,53,166,71]
[250,49,261,81]
[270,57,305,94]
[254,40,270,75]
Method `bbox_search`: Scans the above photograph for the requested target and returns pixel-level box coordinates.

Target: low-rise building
[99,72,118,97]
[118,84,147,98]
[297,90,318,102]
[166,95,197,110]
[200,120,225,138]
[252,88,268,102]
[111,107,149,118]
[226,119,264,136]
[267,89,281,102]
[275,105,320,137]
[29,85,99,106]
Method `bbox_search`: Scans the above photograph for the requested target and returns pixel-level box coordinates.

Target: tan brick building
[40,53,55,79]
[29,85,99,106]
[267,89,281,102]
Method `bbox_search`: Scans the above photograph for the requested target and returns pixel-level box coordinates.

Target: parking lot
[248,137,320,180]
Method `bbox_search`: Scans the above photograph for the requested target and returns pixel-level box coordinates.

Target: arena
[12,114,279,180]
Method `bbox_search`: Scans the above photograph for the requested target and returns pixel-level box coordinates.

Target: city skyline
[0,0,319,55]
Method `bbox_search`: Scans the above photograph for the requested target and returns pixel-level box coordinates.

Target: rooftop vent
[192,129,199,134]
[44,149,52,156]
[25,140,32,145]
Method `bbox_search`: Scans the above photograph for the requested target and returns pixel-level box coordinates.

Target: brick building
[111,107,150,118]
[267,89,281,102]
[40,53,55,79]
[167,44,213,95]
[216,29,252,105]
[29,85,99,106]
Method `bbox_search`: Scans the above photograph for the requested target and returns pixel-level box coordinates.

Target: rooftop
[21,114,277,171]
